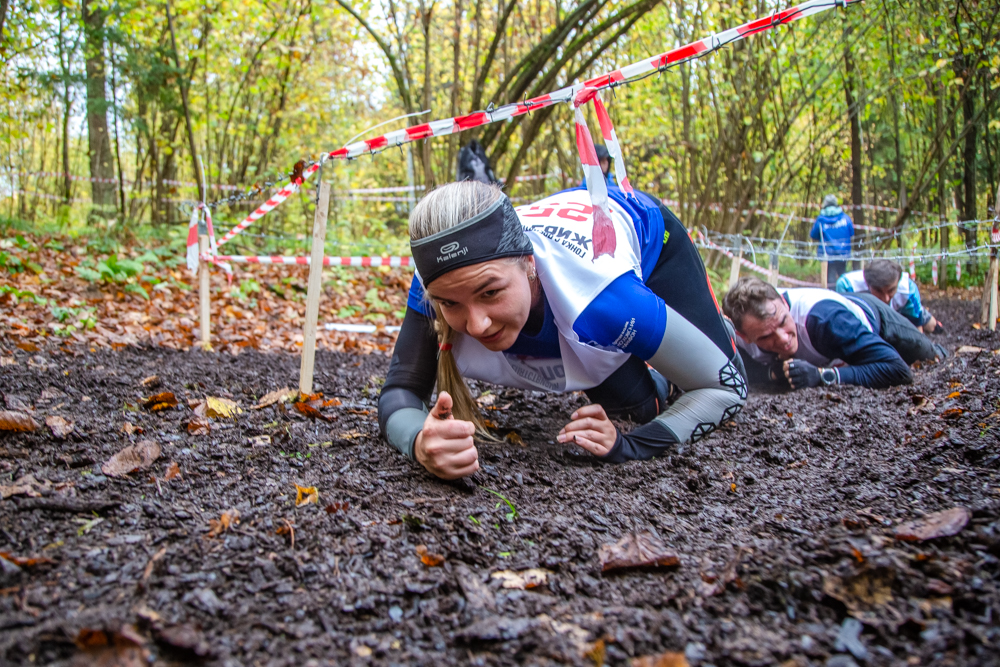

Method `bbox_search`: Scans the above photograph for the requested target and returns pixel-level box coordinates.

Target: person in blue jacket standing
[810,194,854,288]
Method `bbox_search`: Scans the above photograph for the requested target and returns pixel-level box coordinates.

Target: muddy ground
[1,295,999,666]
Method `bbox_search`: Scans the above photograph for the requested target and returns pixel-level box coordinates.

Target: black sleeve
[739,348,789,389]
[806,301,912,388]
[600,420,677,463]
[377,307,439,434]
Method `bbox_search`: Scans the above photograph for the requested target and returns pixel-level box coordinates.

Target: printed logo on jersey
[504,354,565,391]
[517,199,596,260]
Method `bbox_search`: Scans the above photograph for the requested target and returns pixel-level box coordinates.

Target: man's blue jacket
[810,206,854,258]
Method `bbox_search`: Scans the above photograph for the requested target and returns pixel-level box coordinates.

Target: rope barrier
[204,254,412,268]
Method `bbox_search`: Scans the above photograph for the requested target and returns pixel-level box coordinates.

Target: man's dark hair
[722,276,782,331]
[456,140,499,185]
[863,259,903,291]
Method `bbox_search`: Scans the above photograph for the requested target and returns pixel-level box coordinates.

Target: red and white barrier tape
[696,232,821,287]
[196,0,858,256]
[202,254,412,268]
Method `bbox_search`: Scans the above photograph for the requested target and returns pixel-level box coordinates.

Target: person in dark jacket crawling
[723,277,912,390]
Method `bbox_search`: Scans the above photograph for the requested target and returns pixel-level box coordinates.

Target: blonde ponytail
[431,303,492,435]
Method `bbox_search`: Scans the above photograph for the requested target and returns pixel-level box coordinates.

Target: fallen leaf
[163,462,181,481]
[252,386,296,409]
[248,435,271,447]
[142,392,177,411]
[101,440,161,477]
[699,546,750,596]
[477,393,497,407]
[895,507,971,542]
[505,431,525,447]
[187,416,211,435]
[823,567,895,611]
[73,624,149,667]
[940,408,964,420]
[956,345,984,354]
[0,474,50,499]
[205,396,241,418]
[16,342,39,353]
[907,395,936,416]
[415,544,444,567]
[140,375,161,387]
[294,401,331,421]
[39,387,66,401]
[0,356,16,366]
[632,652,689,667]
[205,509,240,538]
[491,568,552,590]
[0,410,38,432]
[972,322,981,330]
[295,484,319,507]
[121,422,139,435]
[325,501,349,514]
[0,551,55,567]
[152,624,214,660]
[599,530,679,572]
[45,415,74,439]
[355,646,373,657]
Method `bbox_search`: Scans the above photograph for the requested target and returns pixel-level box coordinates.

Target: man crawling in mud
[723,276,943,391]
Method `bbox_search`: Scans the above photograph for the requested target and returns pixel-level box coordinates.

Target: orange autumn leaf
[0,410,39,432]
[163,462,181,481]
[415,544,444,567]
[143,392,177,412]
[45,415,74,439]
[295,484,319,507]
[205,509,240,538]
[0,551,55,567]
[187,416,211,435]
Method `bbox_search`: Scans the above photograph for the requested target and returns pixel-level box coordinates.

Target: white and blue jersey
[835,269,931,327]
[407,186,669,369]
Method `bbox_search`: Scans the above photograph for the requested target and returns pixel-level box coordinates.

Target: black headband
[410,196,534,286]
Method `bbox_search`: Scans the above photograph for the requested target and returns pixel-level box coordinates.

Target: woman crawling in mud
[377,179,748,479]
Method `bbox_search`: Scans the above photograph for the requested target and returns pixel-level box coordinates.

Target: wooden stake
[987,251,999,331]
[820,261,829,290]
[299,181,331,395]
[728,248,742,289]
[198,235,210,349]
[769,253,779,287]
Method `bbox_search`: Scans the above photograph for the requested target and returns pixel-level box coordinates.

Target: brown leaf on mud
[205,396,241,418]
[142,392,177,412]
[152,623,214,660]
[120,422,139,435]
[163,462,181,481]
[295,484,319,507]
[187,416,211,435]
[895,507,971,542]
[40,387,66,401]
[46,415,74,439]
[416,544,444,567]
[940,408,964,420]
[823,566,895,611]
[72,624,149,667]
[505,431,526,447]
[0,474,49,499]
[599,531,679,573]
[700,546,750,596]
[325,501,349,514]
[248,435,270,447]
[101,440,161,477]
[205,509,240,538]
[140,375,161,388]
[252,386,296,409]
[491,568,551,590]
[907,395,936,416]
[0,551,55,567]
[16,342,39,353]
[0,410,38,432]
[293,401,332,421]
[632,652,689,667]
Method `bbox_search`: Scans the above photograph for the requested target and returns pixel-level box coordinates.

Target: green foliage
[48,305,98,335]
[0,251,24,274]
[0,285,46,305]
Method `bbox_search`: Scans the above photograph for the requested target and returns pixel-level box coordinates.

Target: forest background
[1,0,999,286]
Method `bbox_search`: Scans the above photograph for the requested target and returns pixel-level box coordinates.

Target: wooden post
[728,247,742,289]
[983,250,999,329]
[198,235,211,349]
[769,253,779,287]
[299,180,331,396]
[820,261,829,290]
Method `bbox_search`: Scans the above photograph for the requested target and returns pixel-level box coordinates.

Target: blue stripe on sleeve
[573,271,667,360]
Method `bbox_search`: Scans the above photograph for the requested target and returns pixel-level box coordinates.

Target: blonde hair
[409,181,513,433]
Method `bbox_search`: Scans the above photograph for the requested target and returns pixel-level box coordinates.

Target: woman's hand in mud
[556,404,618,457]
[414,391,479,480]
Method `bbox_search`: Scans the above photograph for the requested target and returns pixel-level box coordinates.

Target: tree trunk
[843,43,864,230]
[960,60,978,273]
[81,0,117,221]
[937,79,949,288]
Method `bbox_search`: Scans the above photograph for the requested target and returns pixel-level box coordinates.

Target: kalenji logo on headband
[437,244,468,263]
